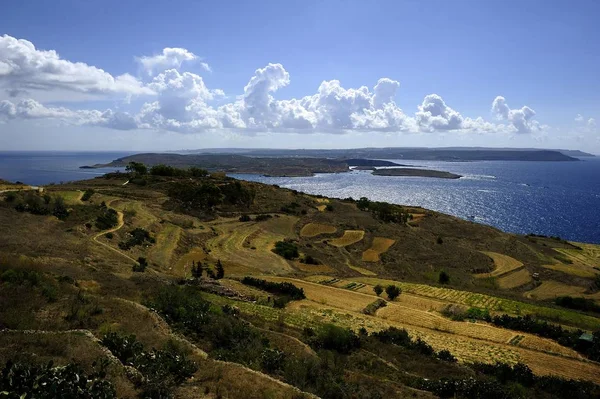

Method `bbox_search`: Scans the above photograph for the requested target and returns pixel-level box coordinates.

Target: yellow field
[555,243,600,268]
[348,264,377,276]
[300,223,337,237]
[294,261,335,273]
[497,268,532,289]
[316,205,327,212]
[329,230,365,247]
[314,198,330,203]
[362,237,395,262]
[477,251,524,277]
[542,263,598,278]
[148,224,182,269]
[270,276,600,382]
[525,281,587,300]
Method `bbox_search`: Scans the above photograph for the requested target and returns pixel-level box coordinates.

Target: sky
[0,0,599,152]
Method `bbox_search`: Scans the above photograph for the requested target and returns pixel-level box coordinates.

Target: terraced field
[300,222,337,237]
[497,268,532,289]
[329,230,365,247]
[207,217,296,275]
[348,264,377,276]
[525,281,587,300]
[265,276,600,383]
[476,251,524,278]
[362,237,395,262]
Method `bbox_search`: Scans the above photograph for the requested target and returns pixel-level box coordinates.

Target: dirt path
[91,207,137,263]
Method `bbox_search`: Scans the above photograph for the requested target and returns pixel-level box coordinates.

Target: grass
[542,263,598,278]
[497,268,532,289]
[476,252,524,278]
[299,222,337,237]
[362,237,395,262]
[148,224,182,269]
[329,230,365,247]
[51,190,83,205]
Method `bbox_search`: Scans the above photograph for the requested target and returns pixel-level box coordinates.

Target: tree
[357,197,370,211]
[125,161,147,176]
[215,259,224,279]
[385,285,401,301]
[191,261,203,279]
[439,270,450,284]
[133,257,148,272]
[373,285,383,296]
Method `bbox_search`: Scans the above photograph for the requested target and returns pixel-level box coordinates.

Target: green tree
[191,261,203,278]
[215,259,224,279]
[373,285,383,296]
[357,197,370,211]
[385,285,401,300]
[439,270,450,284]
[125,161,147,175]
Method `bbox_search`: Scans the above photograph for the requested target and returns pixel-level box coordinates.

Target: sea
[1,151,599,244]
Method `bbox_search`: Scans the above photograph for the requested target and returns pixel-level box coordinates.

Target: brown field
[497,268,532,289]
[300,222,337,237]
[329,230,365,247]
[525,281,587,300]
[476,251,524,277]
[362,237,395,262]
[294,261,335,273]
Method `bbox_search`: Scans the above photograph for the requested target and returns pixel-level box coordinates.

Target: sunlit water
[1,152,598,244]
[231,158,600,244]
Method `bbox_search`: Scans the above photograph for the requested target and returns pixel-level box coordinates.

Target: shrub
[437,349,457,362]
[81,189,95,201]
[373,284,383,296]
[133,257,148,272]
[95,207,119,230]
[309,324,361,354]
[254,214,272,221]
[119,228,154,250]
[272,240,299,260]
[302,255,320,265]
[385,285,401,300]
[555,296,600,313]
[241,277,305,300]
[0,359,116,398]
[363,299,387,315]
[436,236,444,244]
[239,214,251,222]
[105,232,114,239]
[439,270,450,284]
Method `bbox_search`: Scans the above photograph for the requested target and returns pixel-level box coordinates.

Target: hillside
[1,168,600,398]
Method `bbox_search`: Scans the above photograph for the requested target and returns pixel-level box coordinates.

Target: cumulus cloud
[0,35,546,136]
[492,96,540,133]
[0,98,137,130]
[137,47,204,76]
[0,34,151,97]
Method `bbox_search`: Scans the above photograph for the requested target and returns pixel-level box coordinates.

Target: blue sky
[0,0,598,151]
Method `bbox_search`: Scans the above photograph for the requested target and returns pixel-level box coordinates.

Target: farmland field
[497,268,532,289]
[299,222,337,237]
[476,251,524,278]
[525,280,587,300]
[362,237,395,262]
[329,230,365,247]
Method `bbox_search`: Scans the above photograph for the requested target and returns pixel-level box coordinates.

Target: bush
[385,285,401,300]
[272,240,299,259]
[373,284,383,296]
[0,359,116,398]
[241,277,305,300]
[95,207,119,230]
[437,349,457,362]
[555,296,600,313]
[239,214,251,222]
[133,257,148,272]
[254,214,272,221]
[363,299,387,315]
[439,270,450,284]
[81,189,95,201]
[302,255,320,265]
[119,228,154,250]
[309,324,361,354]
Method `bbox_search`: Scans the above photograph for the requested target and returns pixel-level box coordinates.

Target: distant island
[172,147,586,162]
[372,168,462,179]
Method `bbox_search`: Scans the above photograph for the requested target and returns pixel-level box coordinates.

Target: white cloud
[137,47,201,76]
[0,35,151,97]
[492,96,540,133]
[0,35,546,136]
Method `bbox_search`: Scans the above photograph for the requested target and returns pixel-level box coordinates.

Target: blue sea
[231,158,600,244]
[0,151,599,244]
